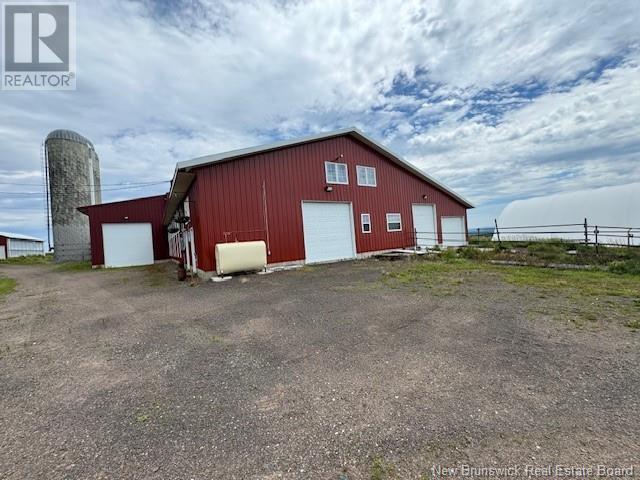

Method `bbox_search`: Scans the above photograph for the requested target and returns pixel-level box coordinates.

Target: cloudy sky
[1,0,639,241]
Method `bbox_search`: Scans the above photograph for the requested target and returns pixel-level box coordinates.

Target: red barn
[163,128,472,277]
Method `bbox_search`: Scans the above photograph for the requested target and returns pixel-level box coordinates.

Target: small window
[361,213,372,233]
[386,213,402,232]
[357,165,377,187]
[325,161,348,184]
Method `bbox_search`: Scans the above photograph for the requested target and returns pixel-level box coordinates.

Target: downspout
[190,227,197,275]
[262,180,271,256]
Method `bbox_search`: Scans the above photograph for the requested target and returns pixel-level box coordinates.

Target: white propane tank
[215,240,267,275]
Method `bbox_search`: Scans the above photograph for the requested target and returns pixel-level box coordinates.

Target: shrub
[440,248,458,261]
[527,241,572,263]
[459,246,492,261]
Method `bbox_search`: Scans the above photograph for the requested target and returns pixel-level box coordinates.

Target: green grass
[386,256,640,329]
[370,457,396,480]
[0,276,17,297]
[501,265,639,297]
[55,261,92,271]
[461,239,640,270]
[386,257,483,287]
[135,413,150,423]
[609,260,640,275]
[0,254,52,265]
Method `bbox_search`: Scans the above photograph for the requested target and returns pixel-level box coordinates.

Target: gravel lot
[0,260,638,479]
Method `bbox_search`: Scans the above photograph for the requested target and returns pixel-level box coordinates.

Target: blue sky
[1,0,640,242]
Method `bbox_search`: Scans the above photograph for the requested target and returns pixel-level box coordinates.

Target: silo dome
[45,129,102,262]
[46,129,95,147]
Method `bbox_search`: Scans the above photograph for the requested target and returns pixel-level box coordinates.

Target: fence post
[594,226,599,254]
[584,218,588,246]
[414,228,417,252]
[628,229,633,250]
[477,227,481,244]
[494,219,501,247]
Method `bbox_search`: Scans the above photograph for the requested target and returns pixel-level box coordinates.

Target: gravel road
[0,261,638,479]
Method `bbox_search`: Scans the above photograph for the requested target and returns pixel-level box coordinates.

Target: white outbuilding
[0,232,45,259]
[494,182,640,246]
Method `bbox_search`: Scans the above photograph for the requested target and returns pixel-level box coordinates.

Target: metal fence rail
[411,217,640,251]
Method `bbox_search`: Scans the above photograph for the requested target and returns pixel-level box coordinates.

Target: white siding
[7,238,44,258]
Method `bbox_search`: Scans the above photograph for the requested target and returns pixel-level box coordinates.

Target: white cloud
[0,0,639,235]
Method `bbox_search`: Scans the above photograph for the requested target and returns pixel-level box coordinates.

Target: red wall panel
[0,236,7,247]
[188,135,468,273]
[82,195,169,266]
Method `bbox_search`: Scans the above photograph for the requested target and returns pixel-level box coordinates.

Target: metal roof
[165,128,473,224]
[78,194,168,215]
[0,231,44,242]
[45,129,94,147]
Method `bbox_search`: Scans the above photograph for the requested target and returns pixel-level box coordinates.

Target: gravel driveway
[0,261,638,479]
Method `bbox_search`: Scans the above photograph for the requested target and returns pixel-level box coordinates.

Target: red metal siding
[83,195,169,266]
[188,136,468,273]
[0,236,6,247]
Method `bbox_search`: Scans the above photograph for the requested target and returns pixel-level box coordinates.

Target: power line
[0,183,169,196]
[0,180,170,187]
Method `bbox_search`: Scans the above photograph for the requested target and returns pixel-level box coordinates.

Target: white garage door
[0,245,5,260]
[102,223,154,268]
[302,202,356,263]
[441,216,467,246]
[412,204,437,248]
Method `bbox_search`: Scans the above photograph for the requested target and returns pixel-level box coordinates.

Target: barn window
[356,165,377,187]
[325,161,348,184]
[386,213,402,232]
[361,213,372,233]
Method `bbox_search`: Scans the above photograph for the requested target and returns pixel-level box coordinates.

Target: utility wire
[0,184,169,196]
[0,180,170,187]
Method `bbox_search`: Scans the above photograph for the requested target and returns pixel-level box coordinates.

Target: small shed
[0,232,45,259]
[78,195,170,268]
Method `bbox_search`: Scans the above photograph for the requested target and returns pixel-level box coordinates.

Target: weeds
[55,261,92,271]
[0,254,52,265]
[609,260,640,276]
[626,318,640,331]
[370,457,396,480]
[135,413,150,423]
[0,277,17,297]
[386,255,639,330]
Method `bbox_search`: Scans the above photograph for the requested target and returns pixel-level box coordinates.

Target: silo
[45,129,102,262]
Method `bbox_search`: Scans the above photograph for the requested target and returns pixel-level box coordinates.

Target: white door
[302,202,356,263]
[102,223,154,268]
[412,204,437,248]
[441,217,466,246]
[0,245,5,260]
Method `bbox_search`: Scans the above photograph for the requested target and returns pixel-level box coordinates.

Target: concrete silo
[45,129,102,262]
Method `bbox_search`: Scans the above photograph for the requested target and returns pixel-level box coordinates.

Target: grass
[0,276,17,297]
[135,413,150,423]
[386,255,640,330]
[461,240,640,270]
[370,457,396,480]
[55,261,92,271]
[0,254,52,265]
[385,257,485,290]
[609,260,640,275]
[501,265,639,297]
[144,264,168,287]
